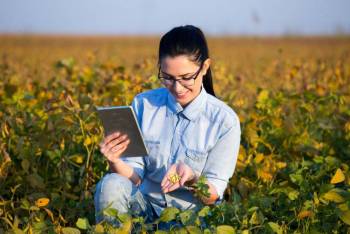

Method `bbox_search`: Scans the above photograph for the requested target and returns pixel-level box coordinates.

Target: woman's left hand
[161,162,196,193]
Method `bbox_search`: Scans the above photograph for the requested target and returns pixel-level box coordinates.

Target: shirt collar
[166,84,208,121]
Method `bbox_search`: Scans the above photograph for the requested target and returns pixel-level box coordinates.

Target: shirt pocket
[184,148,208,174]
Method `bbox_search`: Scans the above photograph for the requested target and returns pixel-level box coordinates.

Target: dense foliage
[0,36,350,233]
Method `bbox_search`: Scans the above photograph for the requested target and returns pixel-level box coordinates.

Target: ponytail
[203,67,216,97]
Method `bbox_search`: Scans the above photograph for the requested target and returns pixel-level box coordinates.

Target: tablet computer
[96,106,148,157]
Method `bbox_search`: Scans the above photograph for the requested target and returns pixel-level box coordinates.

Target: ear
[202,58,211,76]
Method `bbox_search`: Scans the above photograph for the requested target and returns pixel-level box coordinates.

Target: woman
[94,25,241,225]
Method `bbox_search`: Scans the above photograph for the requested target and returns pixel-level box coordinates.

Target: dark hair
[158,25,216,97]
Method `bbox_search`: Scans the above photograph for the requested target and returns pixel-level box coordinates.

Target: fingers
[161,180,171,192]
[161,164,178,193]
[100,131,128,147]
[107,139,130,154]
[100,132,129,153]
[162,163,195,193]
[105,143,129,161]
[105,134,128,150]
[161,164,176,187]
[99,132,131,162]
[165,181,180,193]
[99,131,120,147]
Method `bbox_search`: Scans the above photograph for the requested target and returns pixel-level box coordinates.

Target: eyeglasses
[158,62,204,88]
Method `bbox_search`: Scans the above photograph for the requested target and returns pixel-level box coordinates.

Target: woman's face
[159,55,210,107]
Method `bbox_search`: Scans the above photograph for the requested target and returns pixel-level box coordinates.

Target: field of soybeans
[0,35,350,233]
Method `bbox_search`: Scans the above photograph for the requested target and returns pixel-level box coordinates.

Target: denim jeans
[94,173,158,227]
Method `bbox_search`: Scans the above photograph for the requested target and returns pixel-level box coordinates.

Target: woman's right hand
[99,132,130,164]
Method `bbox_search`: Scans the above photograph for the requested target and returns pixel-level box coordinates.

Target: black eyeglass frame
[157,61,204,87]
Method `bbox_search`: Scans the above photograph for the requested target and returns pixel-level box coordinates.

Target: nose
[173,80,185,92]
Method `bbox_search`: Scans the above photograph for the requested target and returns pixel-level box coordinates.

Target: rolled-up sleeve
[121,95,146,180]
[202,114,241,199]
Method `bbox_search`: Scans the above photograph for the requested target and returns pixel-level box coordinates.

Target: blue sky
[1,0,350,35]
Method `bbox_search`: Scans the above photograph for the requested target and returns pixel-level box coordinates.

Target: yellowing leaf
[323,190,345,203]
[338,203,349,212]
[257,169,273,182]
[61,227,81,234]
[339,210,350,225]
[44,208,54,222]
[297,210,313,219]
[216,225,235,234]
[257,90,269,103]
[35,198,50,207]
[330,168,345,184]
[69,154,84,164]
[249,211,264,225]
[276,162,287,169]
[94,224,104,233]
[83,137,92,146]
[254,153,264,164]
[268,222,283,234]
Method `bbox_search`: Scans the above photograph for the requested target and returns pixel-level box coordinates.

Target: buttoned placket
[164,111,182,206]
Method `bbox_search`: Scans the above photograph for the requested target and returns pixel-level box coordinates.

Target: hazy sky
[1,0,350,35]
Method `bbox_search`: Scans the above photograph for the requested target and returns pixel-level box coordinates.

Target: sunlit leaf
[216,225,235,234]
[330,168,345,184]
[323,189,345,203]
[61,227,81,234]
[159,207,180,222]
[339,210,350,225]
[35,198,50,207]
[297,210,313,220]
[76,217,90,230]
[268,222,283,234]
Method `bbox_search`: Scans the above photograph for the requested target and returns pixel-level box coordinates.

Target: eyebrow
[160,71,194,77]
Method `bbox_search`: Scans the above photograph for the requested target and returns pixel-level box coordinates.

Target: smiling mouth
[174,91,189,98]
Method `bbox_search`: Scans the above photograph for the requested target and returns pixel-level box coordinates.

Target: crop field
[0,35,350,233]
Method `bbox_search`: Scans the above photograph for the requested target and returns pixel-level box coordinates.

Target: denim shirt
[122,86,241,216]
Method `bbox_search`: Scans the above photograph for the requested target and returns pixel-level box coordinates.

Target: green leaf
[21,159,30,172]
[159,207,180,222]
[186,226,202,234]
[20,199,30,210]
[61,227,81,234]
[179,210,195,225]
[216,225,235,234]
[29,206,40,211]
[287,190,300,201]
[32,221,47,232]
[103,207,118,217]
[268,222,283,234]
[289,173,303,186]
[198,206,210,217]
[26,173,45,189]
[117,213,131,223]
[76,217,90,230]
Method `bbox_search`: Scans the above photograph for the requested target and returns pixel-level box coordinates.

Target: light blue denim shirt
[122,85,241,216]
